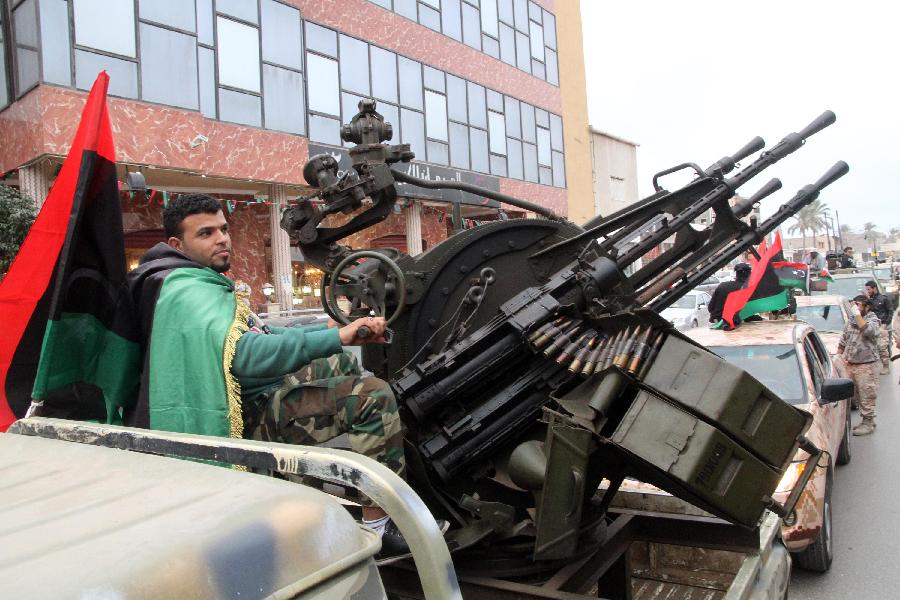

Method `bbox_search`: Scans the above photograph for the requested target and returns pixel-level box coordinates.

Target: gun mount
[281,101,848,570]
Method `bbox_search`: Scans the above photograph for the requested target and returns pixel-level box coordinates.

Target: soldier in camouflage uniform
[246,350,404,477]
[865,280,892,374]
[838,295,881,435]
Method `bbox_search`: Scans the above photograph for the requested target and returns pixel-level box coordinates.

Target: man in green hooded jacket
[127,194,410,551]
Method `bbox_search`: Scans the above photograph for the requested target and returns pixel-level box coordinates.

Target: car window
[809,331,832,373]
[823,277,871,298]
[702,277,718,286]
[803,338,825,395]
[710,344,806,404]
[874,267,891,279]
[672,295,696,309]
[795,303,846,332]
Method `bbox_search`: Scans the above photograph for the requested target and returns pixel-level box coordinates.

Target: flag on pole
[772,260,810,293]
[0,72,140,431]
[720,232,791,329]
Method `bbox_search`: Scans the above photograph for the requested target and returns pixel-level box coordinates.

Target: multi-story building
[589,127,638,218]
[0,0,590,311]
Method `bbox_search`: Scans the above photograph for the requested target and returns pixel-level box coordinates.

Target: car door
[802,333,843,456]
[697,292,710,323]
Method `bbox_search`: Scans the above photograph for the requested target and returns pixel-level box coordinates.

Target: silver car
[661,290,711,330]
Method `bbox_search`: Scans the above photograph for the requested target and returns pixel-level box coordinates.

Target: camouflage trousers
[245,352,405,478]
[878,325,892,368]
[845,361,878,421]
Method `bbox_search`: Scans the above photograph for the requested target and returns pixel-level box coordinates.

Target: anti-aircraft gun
[281,100,849,575]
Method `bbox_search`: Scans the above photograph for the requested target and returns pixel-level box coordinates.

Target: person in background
[839,246,856,268]
[805,249,826,272]
[865,280,892,374]
[707,263,752,325]
[838,295,881,436]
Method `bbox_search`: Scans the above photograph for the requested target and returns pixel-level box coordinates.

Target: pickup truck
[2,417,801,599]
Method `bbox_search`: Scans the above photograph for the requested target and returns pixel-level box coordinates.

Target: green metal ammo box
[641,334,809,468]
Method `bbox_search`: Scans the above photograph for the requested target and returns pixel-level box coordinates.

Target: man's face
[866,285,877,297]
[168,210,232,273]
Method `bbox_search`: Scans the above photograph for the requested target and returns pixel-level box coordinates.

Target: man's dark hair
[865,280,878,289]
[844,246,853,252]
[163,193,223,238]
[734,262,752,280]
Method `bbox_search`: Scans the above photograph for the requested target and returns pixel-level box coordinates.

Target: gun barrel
[765,110,836,162]
[733,178,783,217]
[799,110,837,140]
[811,160,850,191]
[706,136,766,176]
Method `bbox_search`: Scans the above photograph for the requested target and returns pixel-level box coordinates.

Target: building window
[261,0,303,71]
[219,87,261,127]
[11,0,39,95]
[306,53,340,116]
[73,0,135,57]
[75,50,138,98]
[371,47,398,103]
[40,0,72,87]
[140,24,199,110]
[398,56,423,110]
[424,90,448,141]
[138,0,196,32]
[365,0,559,85]
[217,0,258,25]
[217,17,260,93]
[263,64,305,134]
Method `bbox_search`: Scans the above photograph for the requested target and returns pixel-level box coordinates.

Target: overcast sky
[581,0,899,234]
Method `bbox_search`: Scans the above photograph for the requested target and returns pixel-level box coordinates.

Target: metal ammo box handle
[9,417,462,600]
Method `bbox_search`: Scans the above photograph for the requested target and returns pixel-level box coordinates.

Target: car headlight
[776,461,806,494]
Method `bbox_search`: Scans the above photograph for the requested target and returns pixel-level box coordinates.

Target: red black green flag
[0,72,140,431]
[720,232,790,328]
[772,261,809,293]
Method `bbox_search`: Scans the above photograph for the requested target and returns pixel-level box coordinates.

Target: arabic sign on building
[308,144,500,208]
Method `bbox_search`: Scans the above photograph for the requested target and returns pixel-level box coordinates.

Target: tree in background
[789,199,829,249]
[840,223,854,235]
[862,222,882,256]
[0,185,36,282]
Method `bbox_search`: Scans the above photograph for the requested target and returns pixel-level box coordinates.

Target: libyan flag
[0,72,140,431]
[720,232,791,329]
[773,261,809,293]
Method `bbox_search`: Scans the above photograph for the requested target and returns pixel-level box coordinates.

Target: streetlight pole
[835,210,845,250]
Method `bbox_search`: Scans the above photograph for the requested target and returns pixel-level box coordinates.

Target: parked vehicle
[795,295,851,354]
[687,320,853,573]
[815,269,884,300]
[694,275,723,294]
[2,419,459,600]
[660,290,710,330]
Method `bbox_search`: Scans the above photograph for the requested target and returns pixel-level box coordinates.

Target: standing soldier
[838,295,881,436]
[865,280,892,374]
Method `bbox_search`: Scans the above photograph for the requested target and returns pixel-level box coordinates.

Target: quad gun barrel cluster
[282,100,848,565]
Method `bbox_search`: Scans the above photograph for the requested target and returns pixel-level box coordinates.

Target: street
[790,366,900,598]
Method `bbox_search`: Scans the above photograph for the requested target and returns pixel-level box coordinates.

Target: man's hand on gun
[338,316,388,345]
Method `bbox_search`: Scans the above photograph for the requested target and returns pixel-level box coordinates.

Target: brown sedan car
[687,320,853,573]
